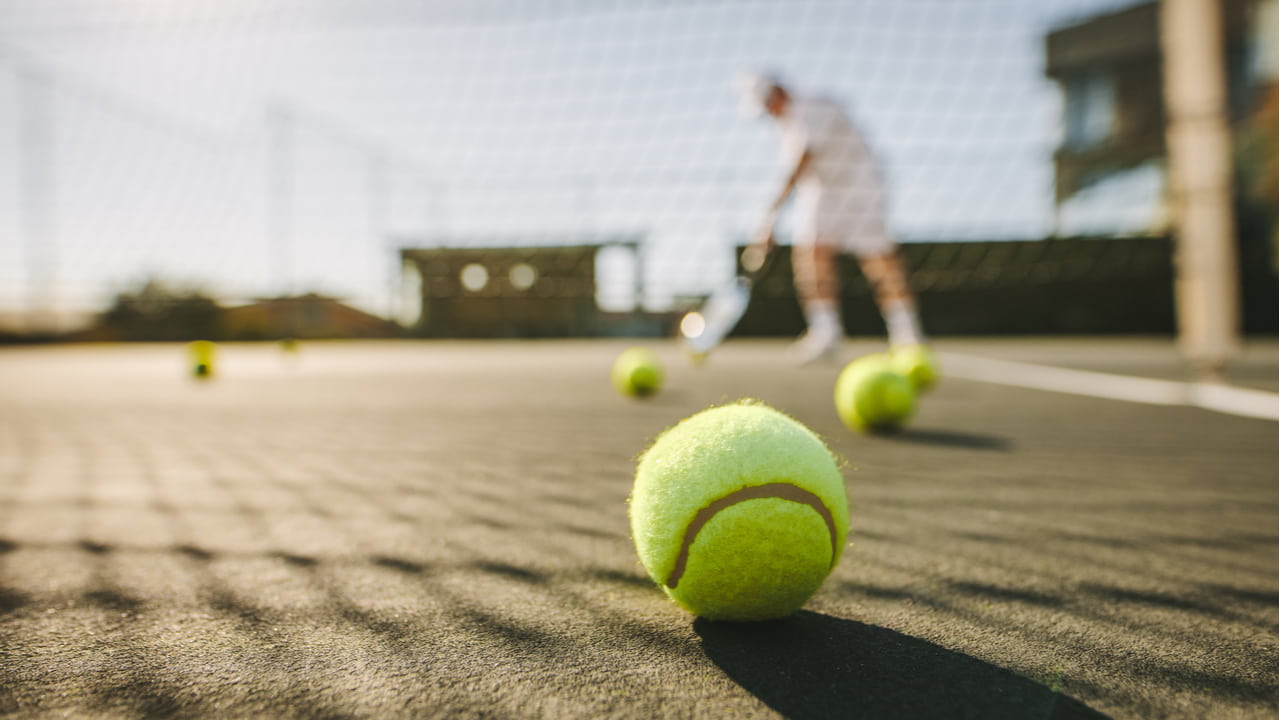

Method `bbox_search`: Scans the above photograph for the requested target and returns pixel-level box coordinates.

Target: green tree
[98,277,222,341]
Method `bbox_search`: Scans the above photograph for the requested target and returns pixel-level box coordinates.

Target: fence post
[1160,0,1240,375]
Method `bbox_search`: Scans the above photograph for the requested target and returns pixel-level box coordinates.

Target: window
[508,263,538,291]
[1064,70,1116,151]
[1248,0,1278,83]
[460,263,489,292]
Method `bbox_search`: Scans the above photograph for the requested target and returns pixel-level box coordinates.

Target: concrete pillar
[1160,0,1240,374]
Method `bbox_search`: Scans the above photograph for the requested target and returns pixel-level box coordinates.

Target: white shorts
[794,182,895,258]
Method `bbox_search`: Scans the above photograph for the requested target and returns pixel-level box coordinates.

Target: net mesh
[0,0,1273,335]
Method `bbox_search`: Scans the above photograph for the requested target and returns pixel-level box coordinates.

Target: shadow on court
[887,427,1013,451]
[0,341,1273,718]
[695,611,1107,720]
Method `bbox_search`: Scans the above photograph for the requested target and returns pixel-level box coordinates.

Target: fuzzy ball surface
[889,345,939,392]
[834,354,917,433]
[187,340,217,379]
[629,402,849,621]
[612,347,664,398]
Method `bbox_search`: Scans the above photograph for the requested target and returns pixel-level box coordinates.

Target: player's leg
[841,177,927,349]
[858,250,925,347]
[788,188,845,363]
[791,241,843,362]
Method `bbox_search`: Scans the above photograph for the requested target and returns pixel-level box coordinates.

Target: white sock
[882,298,924,347]
[804,299,842,337]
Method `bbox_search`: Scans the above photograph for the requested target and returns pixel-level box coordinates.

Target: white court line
[936,352,1279,421]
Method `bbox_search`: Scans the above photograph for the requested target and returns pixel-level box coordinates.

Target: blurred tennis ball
[629,401,849,621]
[834,353,916,433]
[740,244,767,273]
[187,340,217,379]
[612,347,664,398]
[889,344,938,392]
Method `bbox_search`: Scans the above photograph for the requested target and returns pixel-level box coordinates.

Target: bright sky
[0,0,1139,319]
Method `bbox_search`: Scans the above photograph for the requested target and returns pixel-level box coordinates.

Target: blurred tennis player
[736,71,929,365]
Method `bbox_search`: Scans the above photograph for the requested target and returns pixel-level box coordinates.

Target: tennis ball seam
[665,482,839,589]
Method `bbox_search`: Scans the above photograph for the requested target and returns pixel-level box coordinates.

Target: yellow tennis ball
[629,401,849,621]
[187,340,217,379]
[612,347,664,398]
[889,344,939,392]
[834,354,916,433]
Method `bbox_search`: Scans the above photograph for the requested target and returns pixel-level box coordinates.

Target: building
[1045,0,1277,332]
[400,234,647,338]
[1047,0,1276,235]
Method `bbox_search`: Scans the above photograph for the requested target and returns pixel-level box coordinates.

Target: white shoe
[790,326,842,365]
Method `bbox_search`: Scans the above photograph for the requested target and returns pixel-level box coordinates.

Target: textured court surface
[0,339,1275,719]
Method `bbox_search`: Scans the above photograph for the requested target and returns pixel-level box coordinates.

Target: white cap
[733,70,782,118]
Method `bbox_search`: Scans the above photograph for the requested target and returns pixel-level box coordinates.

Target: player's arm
[766,148,812,217]
[745,149,812,270]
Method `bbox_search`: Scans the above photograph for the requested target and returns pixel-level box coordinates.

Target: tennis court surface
[0,338,1275,719]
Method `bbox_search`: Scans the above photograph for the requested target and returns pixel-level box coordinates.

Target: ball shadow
[694,611,1107,720]
[889,428,1013,451]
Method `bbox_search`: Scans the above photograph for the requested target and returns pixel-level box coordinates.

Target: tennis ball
[834,354,916,433]
[629,401,849,621]
[612,347,664,398]
[187,340,217,379]
[889,344,938,392]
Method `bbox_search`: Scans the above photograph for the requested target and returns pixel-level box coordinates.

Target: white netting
[0,0,1155,327]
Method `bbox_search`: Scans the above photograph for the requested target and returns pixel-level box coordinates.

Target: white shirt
[777,95,881,194]
[775,94,893,253]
